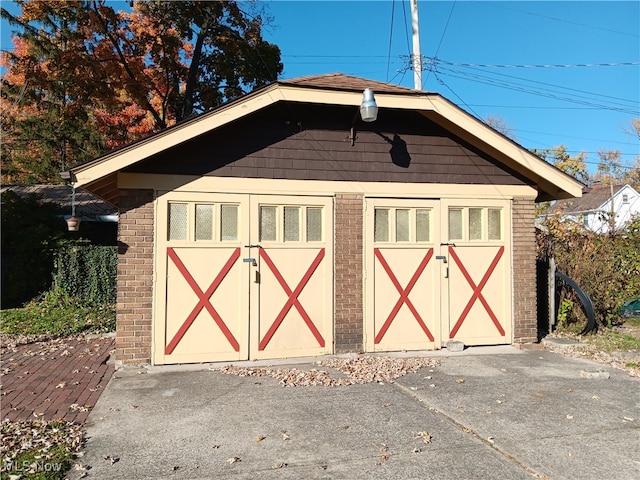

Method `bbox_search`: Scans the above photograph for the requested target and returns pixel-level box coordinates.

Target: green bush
[538,215,640,328]
[53,244,117,305]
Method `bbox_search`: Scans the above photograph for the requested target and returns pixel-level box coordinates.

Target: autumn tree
[1,0,282,184]
[484,115,516,140]
[531,145,590,184]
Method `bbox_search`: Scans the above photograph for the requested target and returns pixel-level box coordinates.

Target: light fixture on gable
[359,88,378,122]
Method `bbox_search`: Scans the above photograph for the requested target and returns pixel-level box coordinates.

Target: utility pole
[410,0,422,90]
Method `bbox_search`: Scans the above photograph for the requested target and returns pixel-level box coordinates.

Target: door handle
[245,244,262,249]
[435,255,447,264]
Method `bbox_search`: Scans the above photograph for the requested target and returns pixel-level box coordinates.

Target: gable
[68,74,583,205]
[124,103,530,187]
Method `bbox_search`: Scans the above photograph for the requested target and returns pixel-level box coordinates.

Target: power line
[439,60,640,69]
[485,2,640,39]
[386,0,396,82]
[431,65,639,115]
[425,0,456,85]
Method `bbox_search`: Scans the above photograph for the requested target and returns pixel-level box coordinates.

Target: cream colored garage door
[154,192,333,365]
[365,198,512,352]
[365,199,442,352]
[442,200,512,346]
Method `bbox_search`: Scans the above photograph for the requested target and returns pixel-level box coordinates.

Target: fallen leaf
[272,462,287,469]
[281,431,290,441]
[227,456,241,464]
[56,382,66,389]
[380,455,389,461]
[623,416,635,422]
[256,435,266,442]
[592,395,600,401]
[379,444,388,452]
[567,387,573,393]
[412,447,422,453]
[103,455,119,464]
[414,431,432,443]
[456,378,465,384]
[566,414,574,420]
[212,444,220,449]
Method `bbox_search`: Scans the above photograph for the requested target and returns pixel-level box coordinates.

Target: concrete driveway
[78,347,639,480]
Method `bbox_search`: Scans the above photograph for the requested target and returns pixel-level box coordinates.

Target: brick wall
[512,197,538,344]
[334,194,364,353]
[115,189,155,366]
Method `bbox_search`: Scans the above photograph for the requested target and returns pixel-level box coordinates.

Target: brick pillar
[334,193,363,353]
[512,197,538,344]
[115,189,154,366]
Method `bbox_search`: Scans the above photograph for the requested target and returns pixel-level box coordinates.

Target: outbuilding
[67,73,582,366]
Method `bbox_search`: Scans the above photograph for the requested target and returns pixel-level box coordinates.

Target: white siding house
[546,184,640,234]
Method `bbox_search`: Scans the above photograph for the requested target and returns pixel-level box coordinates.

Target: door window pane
[306,207,323,241]
[284,206,300,242]
[220,204,238,241]
[374,209,389,242]
[416,209,430,242]
[168,203,188,241]
[396,209,410,242]
[260,206,277,241]
[449,209,463,240]
[469,208,482,240]
[195,204,213,241]
[488,209,502,240]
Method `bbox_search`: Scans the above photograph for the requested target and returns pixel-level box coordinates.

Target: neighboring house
[65,73,582,367]
[0,184,118,244]
[544,183,640,234]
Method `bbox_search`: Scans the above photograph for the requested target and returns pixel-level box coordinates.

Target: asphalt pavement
[78,346,640,480]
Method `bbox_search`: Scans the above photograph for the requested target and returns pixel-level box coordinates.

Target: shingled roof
[279,73,420,94]
[0,185,118,219]
[549,184,625,213]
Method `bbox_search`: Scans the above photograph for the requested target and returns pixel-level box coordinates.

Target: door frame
[439,198,513,345]
[364,197,443,352]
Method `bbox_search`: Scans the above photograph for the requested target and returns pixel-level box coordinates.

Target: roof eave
[69,81,583,201]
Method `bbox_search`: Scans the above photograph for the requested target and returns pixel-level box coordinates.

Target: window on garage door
[448,207,502,242]
[259,205,324,243]
[167,202,240,242]
[373,207,432,243]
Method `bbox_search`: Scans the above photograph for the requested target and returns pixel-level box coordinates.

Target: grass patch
[0,292,115,338]
[624,317,640,327]
[1,419,83,480]
[581,330,640,354]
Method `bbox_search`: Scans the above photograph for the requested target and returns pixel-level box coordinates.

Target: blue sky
[2,1,639,175]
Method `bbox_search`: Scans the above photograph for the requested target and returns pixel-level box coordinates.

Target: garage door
[442,201,511,346]
[154,192,333,364]
[365,198,511,352]
[365,199,442,351]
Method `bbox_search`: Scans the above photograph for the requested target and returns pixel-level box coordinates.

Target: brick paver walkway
[1,336,115,423]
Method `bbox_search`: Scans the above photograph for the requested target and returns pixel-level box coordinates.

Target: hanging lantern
[66,216,81,231]
[67,186,80,231]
